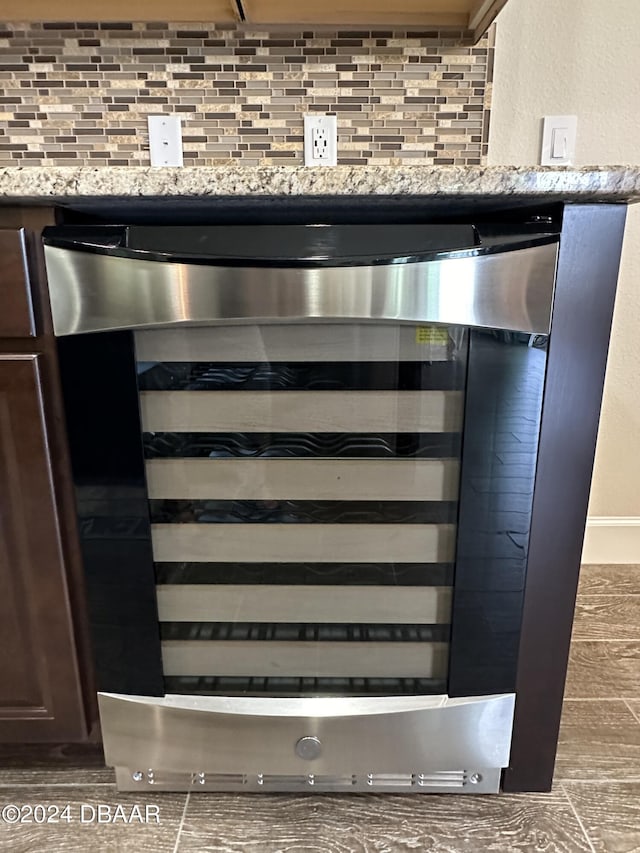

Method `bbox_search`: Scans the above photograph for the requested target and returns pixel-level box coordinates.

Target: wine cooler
[43,219,559,794]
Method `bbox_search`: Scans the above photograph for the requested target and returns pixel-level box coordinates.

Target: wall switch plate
[541,115,577,166]
[304,114,337,166]
[148,115,183,167]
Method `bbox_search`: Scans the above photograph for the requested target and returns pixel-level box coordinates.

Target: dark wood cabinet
[0,229,35,338]
[7,0,505,39]
[0,218,92,742]
[0,356,86,740]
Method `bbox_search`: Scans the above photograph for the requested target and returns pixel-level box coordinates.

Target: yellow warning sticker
[415,326,450,345]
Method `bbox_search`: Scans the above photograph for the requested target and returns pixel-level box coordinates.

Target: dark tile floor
[0,563,638,852]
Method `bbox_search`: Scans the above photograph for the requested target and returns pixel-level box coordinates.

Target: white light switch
[148,115,183,167]
[551,127,568,159]
[541,115,577,166]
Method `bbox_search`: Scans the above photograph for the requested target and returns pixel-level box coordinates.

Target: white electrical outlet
[148,115,183,167]
[304,114,337,166]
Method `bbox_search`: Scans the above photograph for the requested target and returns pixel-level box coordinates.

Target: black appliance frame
[51,203,628,792]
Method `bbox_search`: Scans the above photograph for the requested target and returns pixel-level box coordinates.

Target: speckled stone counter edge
[1,165,639,202]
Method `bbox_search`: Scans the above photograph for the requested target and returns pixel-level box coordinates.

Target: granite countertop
[0,165,639,202]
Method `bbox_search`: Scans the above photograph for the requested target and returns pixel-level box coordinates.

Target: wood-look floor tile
[555,700,640,780]
[565,641,640,698]
[0,786,185,853]
[571,596,640,641]
[564,782,640,853]
[177,790,591,852]
[577,564,640,596]
[0,743,114,786]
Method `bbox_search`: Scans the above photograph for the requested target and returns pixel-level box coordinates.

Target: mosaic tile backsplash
[0,22,493,167]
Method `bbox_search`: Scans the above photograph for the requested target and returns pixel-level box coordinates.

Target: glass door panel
[135,323,468,697]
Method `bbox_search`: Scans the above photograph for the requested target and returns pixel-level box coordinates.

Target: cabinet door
[240,0,506,34]
[241,0,470,26]
[0,229,35,338]
[0,355,87,741]
[6,0,241,22]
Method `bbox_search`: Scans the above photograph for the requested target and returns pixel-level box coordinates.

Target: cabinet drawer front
[0,229,35,338]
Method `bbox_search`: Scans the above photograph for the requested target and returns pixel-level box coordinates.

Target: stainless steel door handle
[45,241,558,336]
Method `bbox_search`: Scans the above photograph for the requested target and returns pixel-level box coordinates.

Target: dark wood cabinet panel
[0,0,504,38]
[241,0,506,34]
[6,0,241,24]
[0,229,35,338]
[0,354,87,741]
[503,205,627,792]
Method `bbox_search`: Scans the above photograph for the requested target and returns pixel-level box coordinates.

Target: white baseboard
[581,517,640,564]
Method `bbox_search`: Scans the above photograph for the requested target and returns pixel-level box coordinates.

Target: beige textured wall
[489,0,640,519]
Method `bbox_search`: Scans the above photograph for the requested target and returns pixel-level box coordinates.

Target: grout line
[565,697,640,702]
[575,595,640,601]
[566,696,640,700]
[172,790,190,853]
[624,699,640,724]
[564,697,640,702]
[567,639,640,642]
[560,777,640,784]
[561,697,628,702]
[0,782,116,789]
[561,783,597,853]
